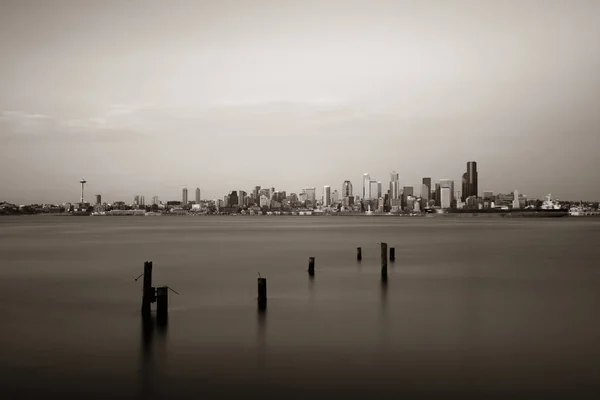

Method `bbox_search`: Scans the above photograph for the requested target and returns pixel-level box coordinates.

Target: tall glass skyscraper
[182,188,188,206]
[422,177,431,200]
[467,161,478,198]
[363,173,371,199]
[342,181,353,197]
[390,171,400,199]
[323,185,331,206]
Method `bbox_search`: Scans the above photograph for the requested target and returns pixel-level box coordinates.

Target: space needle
[80,178,87,203]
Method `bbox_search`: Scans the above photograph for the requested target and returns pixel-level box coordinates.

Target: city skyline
[2,161,596,206]
[1,1,599,203]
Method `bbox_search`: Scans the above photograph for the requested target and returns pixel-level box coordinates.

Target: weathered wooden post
[381,243,388,280]
[258,276,267,310]
[156,286,168,323]
[141,261,155,317]
[390,247,395,261]
[308,257,315,276]
[357,247,362,261]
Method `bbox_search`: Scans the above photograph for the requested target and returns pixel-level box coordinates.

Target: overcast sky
[1,0,599,204]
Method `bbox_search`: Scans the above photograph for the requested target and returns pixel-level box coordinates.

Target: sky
[1,0,599,204]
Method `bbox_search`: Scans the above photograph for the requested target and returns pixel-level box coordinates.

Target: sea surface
[1,216,599,399]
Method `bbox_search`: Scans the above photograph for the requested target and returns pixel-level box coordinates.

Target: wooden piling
[390,247,395,261]
[156,286,168,323]
[141,261,155,317]
[258,277,267,310]
[357,247,362,261]
[308,257,315,276]
[381,243,388,280]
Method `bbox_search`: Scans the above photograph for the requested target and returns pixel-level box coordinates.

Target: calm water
[1,216,599,399]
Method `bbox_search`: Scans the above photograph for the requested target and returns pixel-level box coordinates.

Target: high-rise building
[152,196,159,205]
[182,188,188,206]
[332,190,339,205]
[390,171,400,200]
[363,173,371,199]
[303,188,316,204]
[467,161,478,198]
[369,180,379,201]
[441,187,452,209]
[229,191,239,208]
[95,194,102,205]
[440,179,455,208]
[253,186,261,201]
[238,190,247,206]
[461,172,468,202]
[377,181,382,199]
[195,187,201,204]
[323,185,331,206]
[434,183,441,206]
[422,178,431,199]
[134,195,140,205]
[342,181,353,197]
[139,196,145,206]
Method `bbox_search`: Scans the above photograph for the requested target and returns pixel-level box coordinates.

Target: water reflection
[140,314,168,398]
[308,274,315,305]
[256,307,267,369]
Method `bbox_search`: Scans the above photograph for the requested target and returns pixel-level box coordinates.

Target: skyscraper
[139,196,145,206]
[303,188,316,204]
[332,190,339,205]
[369,181,379,201]
[421,178,433,198]
[461,172,468,202]
[441,187,451,209]
[377,181,382,198]
[152,196,159,205]
[422,177,431,200]
[182,188,188,206]
[390,171,400,199]
[195,187,201,204]
[229,191,239,208]
[134,195,140,205]
[323,185,331,206]
[440,179,455,208]
[238,190,247,206]
[95,194,102,205]
[253,186,261,202]
[363,173,371,199]
[467,161,478,198]
[434,183,441,206]
[342,181,353,197]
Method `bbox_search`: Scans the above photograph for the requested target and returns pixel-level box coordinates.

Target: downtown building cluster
[160,160,538,214]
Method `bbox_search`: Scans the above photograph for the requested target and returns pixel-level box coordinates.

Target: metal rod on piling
[390,247,395,261]
[141,261,154,317]
[357,247,362,261]
[381,243,388,280]
[308,257,315,276]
